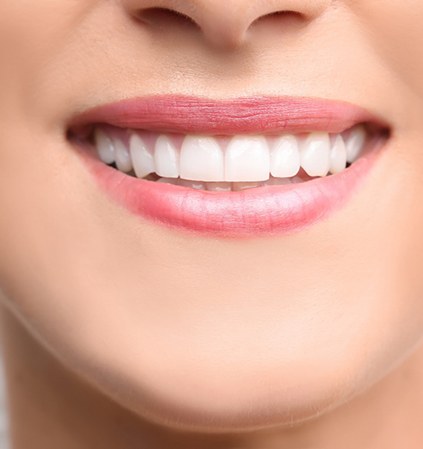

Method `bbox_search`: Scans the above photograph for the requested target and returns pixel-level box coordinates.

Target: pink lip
[71,95,389,237]
[71,95,386,135]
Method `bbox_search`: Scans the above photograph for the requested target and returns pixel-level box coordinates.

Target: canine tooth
[270,135,300,178]
[330,135,347,174]
[180,136,224,182]
[345,125,366,163]
[300,132,331,177]
[95,129,115,164]
[114,139,133,172]
[129,134,155,178]
[154,135,179,178]
[225,136,270,182]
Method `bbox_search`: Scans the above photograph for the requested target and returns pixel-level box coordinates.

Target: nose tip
[123,0,332,50]
[199,0,331,49]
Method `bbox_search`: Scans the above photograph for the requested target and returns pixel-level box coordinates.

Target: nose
[122,0,331,49]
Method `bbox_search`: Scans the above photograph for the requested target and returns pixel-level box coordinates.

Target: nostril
[252,9,304,26]
[134,7,199,30]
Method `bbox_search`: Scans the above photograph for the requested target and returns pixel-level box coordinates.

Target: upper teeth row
[94,127,367,182]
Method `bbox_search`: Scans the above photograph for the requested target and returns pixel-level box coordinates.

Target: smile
[69,95,390,237]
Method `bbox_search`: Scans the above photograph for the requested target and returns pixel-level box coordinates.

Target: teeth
[345,125,366,163]
[114,139,133,173]
[180,136,225,182]
[155,135,179,178]
[225,135,270,182]
[95,129,115,164]
[300,132,331,177]
[178,179,206,190]
[157,177,179,186]
[129,134,155,178]
[94,125,372,187]
[232,181,266,191]
[269,176,293,186]
[270,135,300,178]
[206,182,232,192]
[330,135,347,174]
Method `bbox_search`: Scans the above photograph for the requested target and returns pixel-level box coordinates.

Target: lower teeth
[106,162,332,191]
[157,177,310,191]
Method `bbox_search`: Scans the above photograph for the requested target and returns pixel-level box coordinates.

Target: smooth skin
[1,0,423,447]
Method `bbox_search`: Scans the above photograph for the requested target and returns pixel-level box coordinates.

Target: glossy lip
[69,95,389,238]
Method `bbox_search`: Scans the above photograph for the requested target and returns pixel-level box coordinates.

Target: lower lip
[75,139,384,238]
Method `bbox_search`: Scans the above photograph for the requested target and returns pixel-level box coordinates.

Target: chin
[45,315,399,433]
[70,349,357,432]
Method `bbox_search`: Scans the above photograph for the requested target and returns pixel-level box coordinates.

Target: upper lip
[69,95,389,136]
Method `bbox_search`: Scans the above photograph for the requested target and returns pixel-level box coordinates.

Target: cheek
[352,0,423,96]
[0,1,97,46]
[0,1,98,114]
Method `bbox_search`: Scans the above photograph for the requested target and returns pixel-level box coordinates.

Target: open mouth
[78,123,374,191]
[68,95,390,237]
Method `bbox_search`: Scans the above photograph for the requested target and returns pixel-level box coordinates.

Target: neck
[1,304,423,449]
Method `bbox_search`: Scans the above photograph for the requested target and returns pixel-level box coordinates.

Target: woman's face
[1,0,423,431]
